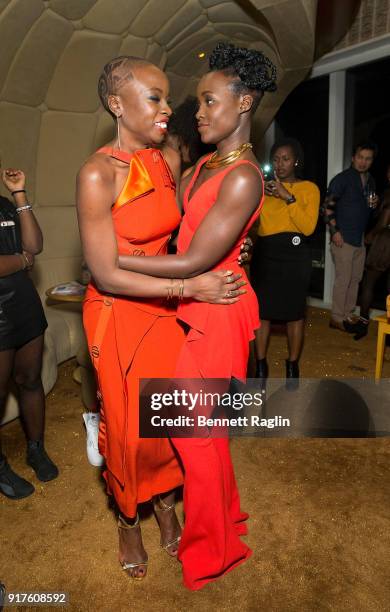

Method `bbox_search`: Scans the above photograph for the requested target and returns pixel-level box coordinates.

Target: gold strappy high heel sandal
[153,497,182,556]
[118,513,148,580]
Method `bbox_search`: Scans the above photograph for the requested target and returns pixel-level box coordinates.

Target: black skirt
[250,232,312,321]
[0,270,47,351]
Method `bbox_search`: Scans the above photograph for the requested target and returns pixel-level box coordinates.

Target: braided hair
[98,55,150,119]
[208,42,277,112]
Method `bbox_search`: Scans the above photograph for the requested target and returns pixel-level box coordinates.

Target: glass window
[346,57,390,310]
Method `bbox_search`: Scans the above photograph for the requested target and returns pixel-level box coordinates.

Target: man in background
[323,142,379,330]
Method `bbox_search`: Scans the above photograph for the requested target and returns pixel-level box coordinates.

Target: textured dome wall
[0,0,319,204]
[0,0,318,289]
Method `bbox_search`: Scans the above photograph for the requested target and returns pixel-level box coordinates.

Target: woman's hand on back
[186,270,246,304]
[238,236,252,265]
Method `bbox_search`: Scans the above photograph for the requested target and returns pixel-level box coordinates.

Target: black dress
[0,196,47,350]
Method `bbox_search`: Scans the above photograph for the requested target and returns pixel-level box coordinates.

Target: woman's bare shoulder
[76,151,118,212]
[78,150,115,185]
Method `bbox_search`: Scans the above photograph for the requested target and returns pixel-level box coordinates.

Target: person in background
[0,165,58,499]
[323,141,379,331]
[348,162,390,339]
[250,138,320,390]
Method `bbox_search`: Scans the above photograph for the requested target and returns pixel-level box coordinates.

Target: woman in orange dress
[77,56,246,580]
[117,43,277,589]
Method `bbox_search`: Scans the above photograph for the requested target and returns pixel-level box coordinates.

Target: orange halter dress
[82,147,185,517]
[171,155,264,590]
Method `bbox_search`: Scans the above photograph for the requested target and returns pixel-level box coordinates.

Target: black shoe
[0,455,35,499]
[285,359,299,391]
[342,321,355,333]
[353,318,369,341]
[26,441,59,482]
[255,358,268,393]
[330,318,348,332]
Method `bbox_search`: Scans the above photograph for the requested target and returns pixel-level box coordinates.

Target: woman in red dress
[77,56,246,580]
[117,43,277,589]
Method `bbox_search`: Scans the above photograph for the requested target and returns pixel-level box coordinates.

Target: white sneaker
[82,412,104,467]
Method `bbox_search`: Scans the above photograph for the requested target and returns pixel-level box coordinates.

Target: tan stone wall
[334,0,390,50]
[0,0,322,295]
[0,0,322,213]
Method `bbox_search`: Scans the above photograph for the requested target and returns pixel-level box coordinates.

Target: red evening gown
[172,154,263,590]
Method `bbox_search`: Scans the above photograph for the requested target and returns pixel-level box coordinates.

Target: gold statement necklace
[205,142,253,169]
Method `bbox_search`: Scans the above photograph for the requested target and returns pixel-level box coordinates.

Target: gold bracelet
[166,278,184,301]
[172,279,181,299]
[166,279,174,301]
[178,279,184,301]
